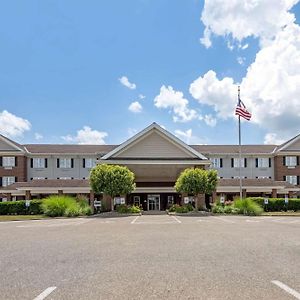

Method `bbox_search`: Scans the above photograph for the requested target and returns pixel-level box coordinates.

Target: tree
[90,164,136,210]
[175,168,218,210]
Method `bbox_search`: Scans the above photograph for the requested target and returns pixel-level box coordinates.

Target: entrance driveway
[0,215,299,299]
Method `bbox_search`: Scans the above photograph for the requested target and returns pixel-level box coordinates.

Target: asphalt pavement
[0,215,299,300]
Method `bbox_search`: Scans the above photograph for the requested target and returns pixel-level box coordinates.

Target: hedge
[0,200,43,215]
[247,197,300,212]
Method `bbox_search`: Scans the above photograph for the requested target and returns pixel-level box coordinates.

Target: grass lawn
[262,211,300,216]
[0,215,47,222]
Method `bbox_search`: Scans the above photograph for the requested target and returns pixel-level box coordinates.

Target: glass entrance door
[147,194,160,211]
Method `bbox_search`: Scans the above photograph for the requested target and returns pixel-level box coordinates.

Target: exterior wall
[0,155,27,186]
[116,131,196,158]
[27,155,98,180]
[274,155,300,183]
[207,155,274,179]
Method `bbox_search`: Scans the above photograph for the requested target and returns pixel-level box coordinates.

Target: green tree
[175,168,218,209]
[90,164,136,210]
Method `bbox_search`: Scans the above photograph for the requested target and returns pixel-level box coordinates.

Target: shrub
[0,200,43,215]
[41,195,91,217]
[212,205,224,214]
[116,204,141,214]
[249,197,300,212]
[212,205,239,214]
[168,204,191,213]
[233,198,263,216]
[130,205,141,214]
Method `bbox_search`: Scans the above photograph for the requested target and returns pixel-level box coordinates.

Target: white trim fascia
[133,187,176,193]
[276,134,300,152]
[0,135,24,152]
[98,159,210,165]
[101,123,208,160]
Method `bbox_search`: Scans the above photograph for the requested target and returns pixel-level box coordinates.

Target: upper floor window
[32,177,45,180]
[83,158,97,169]
[285,175,299,185]
[32,158,47,168]
[2,157,15,167]
[2,176,15,187]
[256,158,270,168]
[211,158,222,168]
[58,177,73,180]
[232,158,246,168]
[57,158,73,168]
[284,156,298,167]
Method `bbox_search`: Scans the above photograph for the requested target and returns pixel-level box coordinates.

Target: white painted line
[171,216,182,224]
[212,216,235,223]
[33,286,57,300]
[271,280,300,299]
[131,216,140,224]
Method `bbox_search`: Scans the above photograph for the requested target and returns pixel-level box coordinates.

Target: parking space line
[131,216,140,224]
[33,286,57,300]
[171,216,181,224]
[271,280,300,299]
[212,216,235,223]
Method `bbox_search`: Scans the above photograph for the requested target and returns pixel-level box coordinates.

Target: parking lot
[0,215,299,300]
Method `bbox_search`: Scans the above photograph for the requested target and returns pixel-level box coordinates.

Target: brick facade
[274,155,300,184]
[0,155,27,185]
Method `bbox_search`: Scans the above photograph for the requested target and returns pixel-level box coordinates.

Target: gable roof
[274,133,300,152]
[0,134,26,152]
[101,123,208,160]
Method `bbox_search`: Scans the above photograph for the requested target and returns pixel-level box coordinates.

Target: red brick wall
[274,155,300,182]
[0,155,27,183]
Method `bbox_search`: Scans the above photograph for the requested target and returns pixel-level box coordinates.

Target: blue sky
[1,0,300,145]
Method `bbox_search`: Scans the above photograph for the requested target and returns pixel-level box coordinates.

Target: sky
[1,0,300,146]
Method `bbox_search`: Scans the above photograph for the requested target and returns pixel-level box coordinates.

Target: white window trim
[85,158,96,169]
[2,157,15,167]
[257,158,269,168]
[59,158,72,168]
[286,156,297,167]
[33,158,45,168]
[286,175,297,185]
[2,176,15,187]
[233,158,245,168]
[211,158,221,168]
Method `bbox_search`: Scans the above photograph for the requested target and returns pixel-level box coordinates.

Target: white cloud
[138,94,145,100]
[119,76,136,90]
[154,85,198,122]
[174,129,205,144]
[199,114,217,127]
[191,24,300,138]
[0,110,31,138]
[200,0,299,48]
[264,133,285,145]
[34,133,43,140]
[190,70,237,120]
[237,56,245,65]
[62,126,108,144]
[128,101,142,113]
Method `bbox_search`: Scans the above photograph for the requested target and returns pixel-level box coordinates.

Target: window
[32,158,46,168]
[211,158,222,168]
[232,176,247,179]
[285,175,298,185]
[58,158,72,168]
[167,196,174,205]
[256,176,270,179]
[133,196,140,206]
[84,158,96,168]
[32,177,45,180]
[285,156,297,167]
[232,158,246,168]
[257,158,269,168]
[59,177,72,180]
[2,176,15,187]
[2,157,15,167]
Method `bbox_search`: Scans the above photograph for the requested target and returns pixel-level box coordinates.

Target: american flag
[235,97,251,121]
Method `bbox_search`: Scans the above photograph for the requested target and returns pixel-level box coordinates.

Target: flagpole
[238,86,243,200]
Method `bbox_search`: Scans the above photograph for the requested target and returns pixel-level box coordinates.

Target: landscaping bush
[248,197,300,212]
[168,204,193,213]
[116,204,141,214]
[41,195,91,217]
[212,204,239,214]
[233,198,263,216]
[0,200,43,215]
